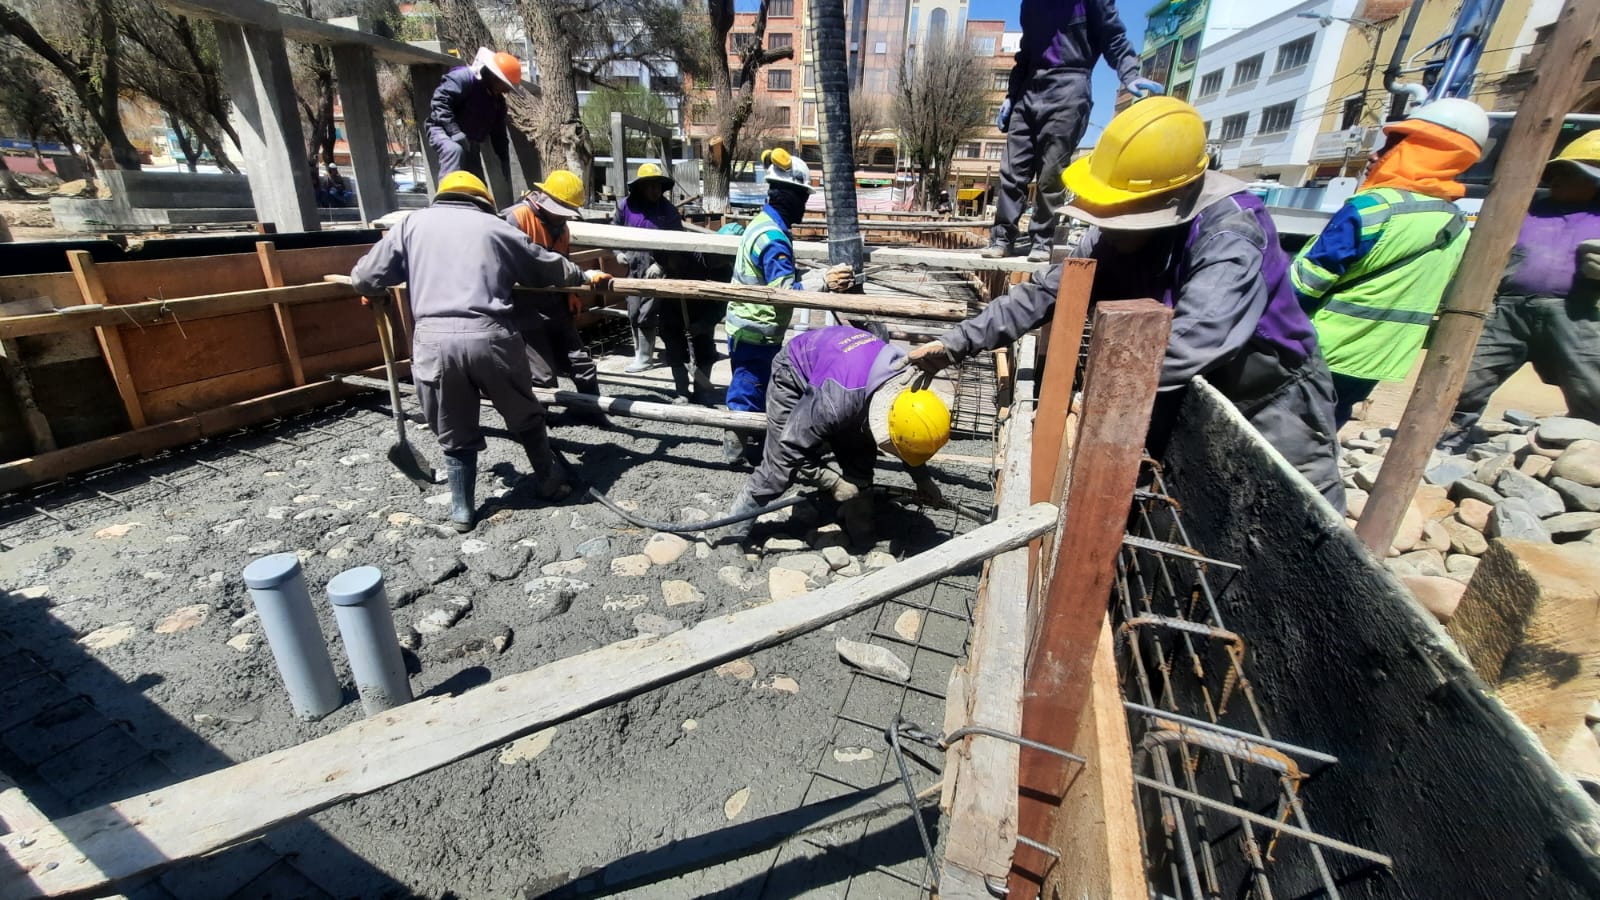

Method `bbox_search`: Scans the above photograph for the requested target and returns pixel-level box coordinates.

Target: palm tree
[809,0,862,271]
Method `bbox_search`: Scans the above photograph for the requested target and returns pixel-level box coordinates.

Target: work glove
[906,340,956,374]
[583,270,613,288]
[645,261,665,279]
[614,250,633,267]
[723,488,762,545]
[996,98,1013,132]
[822,263,855,293]
[1579,239,1600,281]
[814,467,861,504]
[910,468,944,507]
[1128,78,1165,98]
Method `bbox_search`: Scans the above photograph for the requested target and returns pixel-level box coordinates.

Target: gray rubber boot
[625,327,657,373]
[516,420,572,502]
[444,452,477,533]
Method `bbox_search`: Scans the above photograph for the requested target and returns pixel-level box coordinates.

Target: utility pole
[811,0,866,274]
[1356,0,1600,554]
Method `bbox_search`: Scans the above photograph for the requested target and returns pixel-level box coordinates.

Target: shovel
[326,275,439,489]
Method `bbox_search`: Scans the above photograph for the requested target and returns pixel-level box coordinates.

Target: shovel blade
[389,440,439,490]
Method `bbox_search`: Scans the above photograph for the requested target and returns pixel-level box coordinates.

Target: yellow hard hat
[885,388,950,467]
[532,169,584,217]
[1062,97,1208,214]
[437,170,491,202]
[1552,131,1600,166]
[629,162,675,191]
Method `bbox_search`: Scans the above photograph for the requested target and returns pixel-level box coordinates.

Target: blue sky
[734,0,1147,146]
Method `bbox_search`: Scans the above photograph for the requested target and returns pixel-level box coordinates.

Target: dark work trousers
[626,295,659,329]
[412,319,546,455]
[659,299,723,388]
[1449,292,1600,432]
[514,294,600,395]
[992,68,1093,249]
[759,346,877,498]
[426,126,483,179]
[1330,371,1380,428]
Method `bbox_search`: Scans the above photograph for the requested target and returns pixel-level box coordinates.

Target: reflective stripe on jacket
[727,208,796,345]
[1294,187,1468,382]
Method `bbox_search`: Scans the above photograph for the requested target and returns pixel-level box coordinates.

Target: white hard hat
[761,147,812,193]
[1397,98,1490,150]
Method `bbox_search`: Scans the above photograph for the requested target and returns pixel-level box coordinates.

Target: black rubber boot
[670,365,693,405]
[691,366,717,407]
[444,451,477,533]
[516,420,573,502]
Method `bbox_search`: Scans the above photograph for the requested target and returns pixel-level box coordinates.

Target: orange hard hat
[488,51,522,88]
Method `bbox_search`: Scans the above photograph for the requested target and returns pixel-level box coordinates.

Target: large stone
[662,580,705,606]
[1446,554,1480,578]
[1536,416,1600,447]
[1487,498,1551,543]
[1345,489,1370,520]
[155,605,210,634]
[1526,433,1566,460]
[1388,501,1427,556]
[763,536,808,553]
[1475,452,1517,486]
[1551,440,1600,487]
[610,554,651,577]
[1353,461,1385,491]
[1450,479,1504,507]
[1518,454,1554,480]
[769,567,810,601]
[1397,549,1448,577]
[782,553,831,579]
[575,537,611,559]
[633,613,683,636]
[1419,520,1452,553]
[1425,455,1477,487]
[821,545,852,571]
[540,558,588,576]
[717,566,752,590]
[1343,449,1379,470]
[1495,469,1565,518]
[1551,477,1600,513]
[1443,518,1489,556]
[1400,574,1466,624]
[1489,432,1532,457]
[894,610,923,641]
[1456,498,1493,532]
[1448,540,1600,754]
[835,637,911,682]
[1543,512,1600,539]
[1502,409,1539,429]
[643,533,691,566]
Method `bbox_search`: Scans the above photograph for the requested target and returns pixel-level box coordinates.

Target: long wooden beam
[0,282,355,339]
[543,278,967,321]
[0,503,1061,897]
[1010,300,1171,892]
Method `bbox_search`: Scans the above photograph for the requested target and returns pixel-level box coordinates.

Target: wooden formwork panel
[123,312,287,394]
[275,244,373,285]
[293,296,380,358]
[93,253,268,305]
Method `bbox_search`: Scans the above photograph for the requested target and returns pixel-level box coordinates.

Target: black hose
[587,487,805,533]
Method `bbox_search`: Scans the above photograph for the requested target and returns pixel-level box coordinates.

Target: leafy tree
[894,36,984,208]
[580,83,674,158]
[696,0,792,212]
[118,4,240,172]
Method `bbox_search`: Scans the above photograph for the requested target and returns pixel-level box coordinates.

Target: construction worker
[725,324,950,547]
[427,47,519,184]
[1440,131,1600,448]
[504,169,607,424]
[1292,99,1487,427]
[611,162,703,389]
[910,98,1346,512]
[984,0,1162,262]
[350,171,612,532]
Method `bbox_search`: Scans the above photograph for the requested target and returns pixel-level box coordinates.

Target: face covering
[1360,120,1481,200]
[767,183,809,227]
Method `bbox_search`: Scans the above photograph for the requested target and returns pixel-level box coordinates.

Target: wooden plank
[1029,259,1094,508]
[535,278,966,321]
[67,251,146,431]
[0,774,49,836]
[0,503,1061,897]
[0,272,79,307]
[257,242,306,386]
[272,244,372,285]
[1010,299,1171,891]
[0,364,398,494]
[120,312,287,395]
[92,253,267,306]
[1041,622,1147,900]
[0,338,56,452]
[138,363,293,424]
[940,333,1039,894]
[0,282,356,339]
[300,343,384,382]
[290,296,380,358]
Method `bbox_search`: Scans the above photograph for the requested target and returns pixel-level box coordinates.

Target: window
[1219,113,1248,141]
[1275,35,1313,73]
[1259,101,1294,134]
[768,0,793,16]
[1341,96,1364,129]
[1180,34,1200,66]
[776,105,792,125]
[1171,80,1190,102]
[768,69,792,91]
[769,33,792,48]
[992,69,1008,91]
[731,32,756,53]
[1197,69,1222,97]
[874,41,887,53]
[987,104,1003,123]
[1202,120,1212,137]
[984,142,1003,160]
[961,141,980,159]
[803,101,816,126]
[1233,54,1262,86]
[928,8,947,44]
[804,65,815,88]
[971,35,996,56]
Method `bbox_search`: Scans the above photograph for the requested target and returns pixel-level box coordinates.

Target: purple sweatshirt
[428,67,509,159]
[1011,0,1141,98]
[1502,199,1600,298]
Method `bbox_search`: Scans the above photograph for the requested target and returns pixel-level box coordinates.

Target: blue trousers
[727,339,780,412]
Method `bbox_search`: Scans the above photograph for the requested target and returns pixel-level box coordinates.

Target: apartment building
[948,22,1020,206]
[684,3,805,166]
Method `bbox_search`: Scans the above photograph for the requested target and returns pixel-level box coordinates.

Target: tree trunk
[704,0,792,213]
[168,113,199,172]
[521,0,591,192]
[0,155,29,200]
[812,0,861,269]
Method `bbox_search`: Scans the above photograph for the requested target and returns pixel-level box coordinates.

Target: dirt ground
[0,347,996,899]
[1341,354,1569,440]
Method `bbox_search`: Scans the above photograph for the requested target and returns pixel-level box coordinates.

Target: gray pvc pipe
[242,553,343,721]
[326,566,413,715]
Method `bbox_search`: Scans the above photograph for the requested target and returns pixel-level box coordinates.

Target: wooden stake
[1356,0,1600,554]
[0,503,1061,897]
[0,338,55,453]
[67,250,146,430]
[256,242,307,386]
[1010,299,1171,890]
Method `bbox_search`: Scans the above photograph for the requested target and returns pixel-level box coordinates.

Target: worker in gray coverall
[985,0,1163,262]
[912,99,1346,512]
[350,171,613,533]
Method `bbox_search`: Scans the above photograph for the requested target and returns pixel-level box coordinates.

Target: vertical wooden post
[256,242,306,386]
[1010,299,1171,892]
[1029,258,1095,507]
[1356,0,1600,553]
[0,338,56,452]
[68,250,146,430]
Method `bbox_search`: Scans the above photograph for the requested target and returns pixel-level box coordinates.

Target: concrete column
[479,139,515,209]
[609,112,628,205]
[409,63,449,194]
[213,22,318,233]
[507,127,539,196]
[332,44,400,222]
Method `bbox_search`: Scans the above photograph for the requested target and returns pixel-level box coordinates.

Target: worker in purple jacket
[912,99,1345,512]
[426,48,521,186]
[1439,133,1600,449]
[985,0,1163,262]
